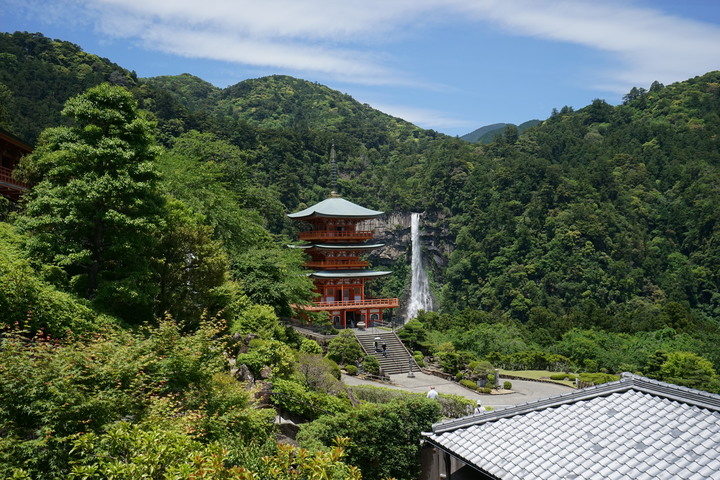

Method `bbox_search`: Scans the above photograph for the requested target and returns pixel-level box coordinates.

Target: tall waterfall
[407,213,433,320]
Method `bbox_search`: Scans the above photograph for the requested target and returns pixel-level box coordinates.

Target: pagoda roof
[287,197,383,219]
[289,243,384,250]
[308,269,392,279]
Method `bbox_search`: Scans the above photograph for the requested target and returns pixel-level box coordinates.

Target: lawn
[499,369,577,387]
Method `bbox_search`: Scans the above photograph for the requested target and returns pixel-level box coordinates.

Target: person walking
[474,400,484,414]
[426,386,439,400]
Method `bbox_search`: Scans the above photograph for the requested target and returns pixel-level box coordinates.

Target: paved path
[342,371,573,410]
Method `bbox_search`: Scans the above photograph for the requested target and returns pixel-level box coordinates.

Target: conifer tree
[16,83,164,321]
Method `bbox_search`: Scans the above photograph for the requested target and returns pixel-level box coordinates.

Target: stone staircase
[354,331,419,375]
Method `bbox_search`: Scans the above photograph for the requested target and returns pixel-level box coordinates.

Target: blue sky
[3,0,720,137]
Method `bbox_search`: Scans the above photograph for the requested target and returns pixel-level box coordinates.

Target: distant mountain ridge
[461,119,542,143]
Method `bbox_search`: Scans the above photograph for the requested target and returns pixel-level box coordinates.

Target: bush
[460,379,478,391]
[297,397,442,480]
[503,381,512,390]
[578,372,620,385]
[414,353,425,365]
[326,330,363,365]
[480,387,492,394]
[550,373,577,381]
[299,337,323,354]
[345,364,358,376]
[362,355,380,375]
[349,385,475,419]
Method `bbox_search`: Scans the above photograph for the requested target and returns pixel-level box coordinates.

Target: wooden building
[0,129,31,201]
[288,193,399,328]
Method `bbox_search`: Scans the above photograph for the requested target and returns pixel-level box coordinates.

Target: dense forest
[2,30,720,478]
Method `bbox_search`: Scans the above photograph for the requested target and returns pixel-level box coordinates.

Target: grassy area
[499,369,577,387]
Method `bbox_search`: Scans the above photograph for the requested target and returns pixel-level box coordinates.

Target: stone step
[355,331,418,375]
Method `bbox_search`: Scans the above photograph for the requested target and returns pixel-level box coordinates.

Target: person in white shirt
[474,400,484,414]
[426,386,439,400]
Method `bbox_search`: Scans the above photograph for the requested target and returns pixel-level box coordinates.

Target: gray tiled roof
[423,374,720,479]
[308,269,392,278]
[287,197,383,219]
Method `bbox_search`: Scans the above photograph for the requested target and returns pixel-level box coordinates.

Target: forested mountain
[460,119,541,143]
[460,122,508,142]
[4,30,720,361]
[3,30,720,478]
[0,31,136,142]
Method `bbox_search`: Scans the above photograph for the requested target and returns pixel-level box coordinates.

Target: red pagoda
[288,192,399,328]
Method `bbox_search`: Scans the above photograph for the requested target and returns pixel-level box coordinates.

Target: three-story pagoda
[288,192,399,328]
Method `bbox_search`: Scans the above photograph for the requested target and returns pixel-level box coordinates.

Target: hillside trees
[0,32,136,143]
[0,319,276,478]
[297,396,442,480]
[442,72,720,337]
[15,83,165,321]
[158,130,316,318]
[0,222,112,336]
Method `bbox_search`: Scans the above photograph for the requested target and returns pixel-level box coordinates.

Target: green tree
[657,351,719,392]
[326,330,364,366]
[155,198,229,324]
[297,397,442,480]
[231,247,316,318]
[16,83,164,321]
[0,222,112,336]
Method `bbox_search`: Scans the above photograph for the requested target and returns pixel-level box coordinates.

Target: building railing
[298,230,374,241]
[299,298,399,311]
[305,260,369,269]
[0,166,27,189]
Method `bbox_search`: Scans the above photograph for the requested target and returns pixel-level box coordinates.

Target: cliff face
[363,211,454,315]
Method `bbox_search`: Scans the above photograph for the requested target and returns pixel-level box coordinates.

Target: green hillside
[461,119,542,143]
[3,30,720,479]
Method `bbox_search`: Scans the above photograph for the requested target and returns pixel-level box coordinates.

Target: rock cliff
[362,211,455,316]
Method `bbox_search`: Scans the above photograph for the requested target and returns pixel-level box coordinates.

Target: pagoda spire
[329,143,340,198]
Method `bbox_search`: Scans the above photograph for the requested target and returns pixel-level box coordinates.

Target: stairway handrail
[354,331,419,373]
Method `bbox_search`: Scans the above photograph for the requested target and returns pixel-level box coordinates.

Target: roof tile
[425,374,720,479]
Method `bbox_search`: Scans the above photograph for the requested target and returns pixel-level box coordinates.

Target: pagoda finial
[329,143,340,197]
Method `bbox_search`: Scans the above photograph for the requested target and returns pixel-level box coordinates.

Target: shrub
[579,372,620,385]
[345,364,358,376]
[460,379,478,391]
[297,397,442,480]
[299,337,323,354]
[480,387,492,394]
[349,385,475,419]
[414,353,425,365]
[550,373,577,381]
[455,372,464,382]
[503,381,512,390]
[326,330,363,366]
[362,355,380,375]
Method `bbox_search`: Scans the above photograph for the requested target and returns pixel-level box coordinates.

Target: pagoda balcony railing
[0,166,27,189]
[300,298,399,311]
[298,230,374,242]
[305,260,369,269]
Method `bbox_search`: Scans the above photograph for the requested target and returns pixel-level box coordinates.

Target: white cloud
[450,0,720,91]
[370,103,476,132]
[21,0,720,92]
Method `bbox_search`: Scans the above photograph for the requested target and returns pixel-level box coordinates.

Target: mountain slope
[461,119,542,143]
[0,31,136,142]
[460,123,508,142]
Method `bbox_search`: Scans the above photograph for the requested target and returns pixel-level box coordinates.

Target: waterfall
[407,212,433,320]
